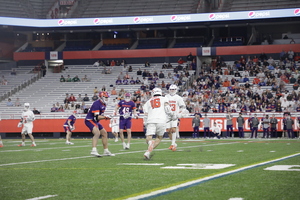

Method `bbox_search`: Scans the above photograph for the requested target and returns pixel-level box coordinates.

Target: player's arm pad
[143,115,148,126]
[94,114,99,121]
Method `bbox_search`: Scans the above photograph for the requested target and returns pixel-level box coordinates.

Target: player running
[165,84,186,151]
[63,109,79,145]
[84,92,115,157]
[109,116,120,142]
[114,93,138,150]
[17,103,36,147]
[143,88,176,159]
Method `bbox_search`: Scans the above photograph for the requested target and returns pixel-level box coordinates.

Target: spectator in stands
[128,65,133,72]
[41,63,47,77]
[83,94,90,101]
[101,85,107,92]
[64,103,70,110]
[32,108,40,114]
[57,105,65,112]
[290,75,296,84]
[116,78,122,85]
[92,93,98,101]
[81,75,89,82]
[66,75,72,82]
[77,94,83,102]
[93,87,99,94]
[60,75,66,82]
[1,76,7,85]
[140,83,146,91]
[186,52,194,69]
[259,52,268,62]
[142,69,148,77]
[177,58,185,65]
[68,94,76,102]
[93,60,100,67]
[72,75,80,82]
[124,72,130,79]
[158,71,165,78]
[110,60,116,66]
[11,69,16,75]
[105,60,110,66]
[69,102,76,110]
[129,77,135,85]
[102,67,107,74]
[121,60,126,66]
[51,104,58,112]
[15,98,21,107]
[6,98,14,106]
[122,77,129,85]
[81,102,88,112]
[145,61,150,67]
[137,68,142,75]
[288,49,294,61]
[110,87,117,95]
[135,77,141,84]
[243,75,249,83]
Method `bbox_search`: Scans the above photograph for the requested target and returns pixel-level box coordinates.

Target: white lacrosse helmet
[169,84,178,96]
[24,103,30,111]
[73,110,79,117]
[152,88,162,97]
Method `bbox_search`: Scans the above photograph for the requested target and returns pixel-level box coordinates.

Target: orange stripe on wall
[13,52,45,61]
[216,44,300,55]
[0,117,297,133]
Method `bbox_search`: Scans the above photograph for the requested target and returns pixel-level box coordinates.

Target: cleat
[123,143,127,150]
[114,138,118,142]
[144,151,150,160]
[18,144,25,147]
[103,151,115,156]
[125,143,130,150]
[91,151,102,157]
[0,145,3,147]
[171,143,177,152]
[168,145,173,150]
[66,142,74,145]
[31,144,36,147]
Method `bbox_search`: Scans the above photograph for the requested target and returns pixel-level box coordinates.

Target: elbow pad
[94,114,99,121]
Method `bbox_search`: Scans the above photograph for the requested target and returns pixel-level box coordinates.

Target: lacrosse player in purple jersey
[85,91,115,157]
[63,109,79,145]
[114,93,138,150]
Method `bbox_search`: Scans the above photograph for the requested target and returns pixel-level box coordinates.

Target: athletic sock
[172,132,176,145]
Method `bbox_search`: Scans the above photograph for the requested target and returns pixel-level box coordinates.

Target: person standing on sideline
[17,103,36,147]
[84,91,115,157]
[261,114,271,138]
[211,122,221,139]
[237,113,245,138]
[282,114,287,138]
[114,93,138,150]
[192,114,201,138]
[286,115,295,138]
[250,114,260,138]
[0,136,3,147]
[226,110,233,138]
[142,88,175,159]
[109,116,120,142]
[63,110,79,145]
[165,84,186,151]
[270,114,278,138]
[203,114,211,138]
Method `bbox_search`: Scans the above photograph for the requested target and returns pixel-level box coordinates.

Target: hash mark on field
[26,194,58,200]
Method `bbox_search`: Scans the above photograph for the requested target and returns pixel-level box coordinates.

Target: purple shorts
[119,118,132,130]
[85,120,103,132]
[63,126,71,132]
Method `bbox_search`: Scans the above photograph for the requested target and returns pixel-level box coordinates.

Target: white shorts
[166,120,178,129]
[111,126,119,133]
[146,123,166,137]
[22,124,33,134]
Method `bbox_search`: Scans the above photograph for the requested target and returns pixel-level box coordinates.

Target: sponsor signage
[50,51,58,60]
[0,8,298,27]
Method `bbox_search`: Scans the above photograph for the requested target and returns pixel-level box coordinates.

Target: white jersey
[165,94,185,115]
[21,110,35,126]
[110,117,119,127]
[143,96,169,124]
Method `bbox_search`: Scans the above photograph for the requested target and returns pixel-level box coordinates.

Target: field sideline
[0,138,299,200]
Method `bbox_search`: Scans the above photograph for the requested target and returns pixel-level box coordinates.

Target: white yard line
[124,153,300,200]
[26,195,58,200]
[0,142,236,167]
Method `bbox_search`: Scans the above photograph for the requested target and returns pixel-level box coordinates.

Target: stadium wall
[13,44,300,66]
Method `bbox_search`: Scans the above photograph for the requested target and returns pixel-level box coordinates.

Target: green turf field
[0,138,299,200]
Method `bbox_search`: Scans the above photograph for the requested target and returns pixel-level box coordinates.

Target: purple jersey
[85,99,106,120]
[117,100,136,120]
[64,115,76,127]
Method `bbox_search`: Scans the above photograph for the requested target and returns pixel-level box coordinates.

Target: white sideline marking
[0,142,236,167]
[264,165,300,171]
[125,153,300,200]
[26,194,58,200]
[229,198,243,200]
[118,163,164,166]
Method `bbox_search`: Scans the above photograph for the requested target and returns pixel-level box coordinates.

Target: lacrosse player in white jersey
[109,116,120,142]
[143,88,176,159]
[17,103,36,147]
[165,84,186,151]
